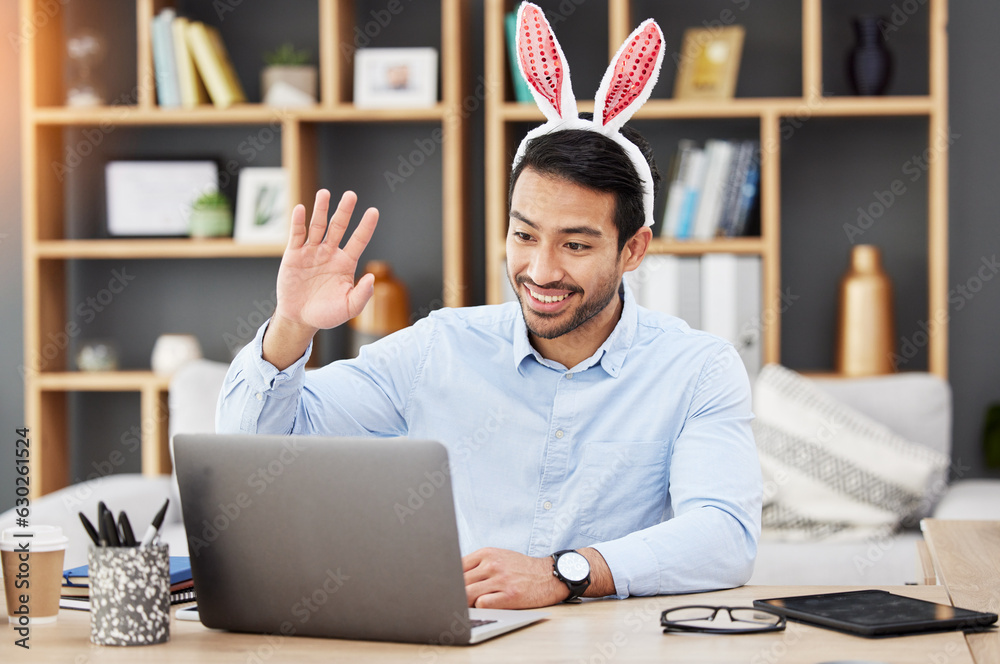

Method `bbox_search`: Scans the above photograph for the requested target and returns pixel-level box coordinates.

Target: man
[217,121,762,609]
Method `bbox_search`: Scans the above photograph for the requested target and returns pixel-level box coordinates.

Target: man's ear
[621,226,653,273]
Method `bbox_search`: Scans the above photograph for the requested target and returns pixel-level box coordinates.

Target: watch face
[557,551,590,583]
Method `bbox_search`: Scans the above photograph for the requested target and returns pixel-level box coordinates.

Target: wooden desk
[0,585,975,663]
[922,519,1000,664]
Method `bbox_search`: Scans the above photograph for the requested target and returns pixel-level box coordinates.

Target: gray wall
[1,1,998,513]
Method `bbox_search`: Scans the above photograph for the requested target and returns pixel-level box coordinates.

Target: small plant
[263,43,311,67]
[192,190,229,210]
[189,189,233,238]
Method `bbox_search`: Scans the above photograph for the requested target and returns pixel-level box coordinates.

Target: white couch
[3,361,998,583]
[749,371,1000,585]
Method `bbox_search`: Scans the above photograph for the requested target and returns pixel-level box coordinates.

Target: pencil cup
[88,543,170,646]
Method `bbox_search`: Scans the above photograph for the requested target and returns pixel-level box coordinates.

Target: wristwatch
[551,549,591,602]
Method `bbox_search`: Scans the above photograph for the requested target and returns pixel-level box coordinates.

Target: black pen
[78,512,101,546]
[118,511,137,547]
[140,499,170,547]
[97,505,108,545]
[101,508,121,547]
[97,501,112,546]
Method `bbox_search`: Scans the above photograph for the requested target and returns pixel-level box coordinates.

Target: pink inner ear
[602,24,662,126]
[518,6,563,118]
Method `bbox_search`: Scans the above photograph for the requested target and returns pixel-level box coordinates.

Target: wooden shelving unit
[485,0,948,376]
[21,0,471,498]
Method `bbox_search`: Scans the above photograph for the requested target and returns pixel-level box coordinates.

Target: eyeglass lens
[663,606,782,630]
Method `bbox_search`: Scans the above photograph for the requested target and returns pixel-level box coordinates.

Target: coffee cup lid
[1,525,69,552]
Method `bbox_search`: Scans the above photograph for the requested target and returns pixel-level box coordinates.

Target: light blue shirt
[217,283,762,598]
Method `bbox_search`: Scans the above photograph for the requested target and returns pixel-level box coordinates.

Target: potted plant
[188,190,233,238]
[261,43,317,107]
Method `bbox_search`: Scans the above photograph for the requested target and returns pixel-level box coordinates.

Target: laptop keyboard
[470,618,498,628]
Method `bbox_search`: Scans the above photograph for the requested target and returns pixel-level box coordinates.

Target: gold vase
[835,245,896,376]
[348,260,410,356]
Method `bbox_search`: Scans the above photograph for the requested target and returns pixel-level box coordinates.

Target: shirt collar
[512,279,638,378]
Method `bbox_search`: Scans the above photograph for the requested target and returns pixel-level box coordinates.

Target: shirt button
[565,373,573,380]
[543,501,553,510]
[256,393,263,401]
[555,430,564,439]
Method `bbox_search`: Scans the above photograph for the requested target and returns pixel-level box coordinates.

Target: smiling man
[217,118,762,610]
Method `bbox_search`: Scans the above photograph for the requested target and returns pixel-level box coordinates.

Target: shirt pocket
[575,441,668,542]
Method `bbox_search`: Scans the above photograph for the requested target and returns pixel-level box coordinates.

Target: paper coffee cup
[1,526,69,625]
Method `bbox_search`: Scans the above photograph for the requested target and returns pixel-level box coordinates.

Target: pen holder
[88,543,170,646]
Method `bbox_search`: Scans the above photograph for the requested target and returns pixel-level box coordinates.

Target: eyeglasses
[660,605,787,635]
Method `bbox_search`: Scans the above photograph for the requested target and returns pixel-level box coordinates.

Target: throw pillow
[753,364,950,541]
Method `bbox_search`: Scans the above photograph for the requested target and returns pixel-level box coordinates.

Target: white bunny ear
[594,19,664,133]
[515,2,577,123]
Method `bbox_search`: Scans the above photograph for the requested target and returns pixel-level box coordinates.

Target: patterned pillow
[752,364,950,541]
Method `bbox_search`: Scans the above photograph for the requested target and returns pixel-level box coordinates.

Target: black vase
[847,16,892,95]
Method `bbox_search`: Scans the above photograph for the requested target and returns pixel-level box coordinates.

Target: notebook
[63,556,192,587]
[59,557,196,610]
[172,434,547,645]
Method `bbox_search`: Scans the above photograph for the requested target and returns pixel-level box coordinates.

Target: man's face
[506,168,627,341]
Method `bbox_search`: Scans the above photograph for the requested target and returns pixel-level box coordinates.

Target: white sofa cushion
[932,479,1000,520]
[809,372,952,460]
[0,475,181,569]
[754,365,950,541]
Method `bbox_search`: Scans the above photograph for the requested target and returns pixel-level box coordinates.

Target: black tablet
[753,589,997,638]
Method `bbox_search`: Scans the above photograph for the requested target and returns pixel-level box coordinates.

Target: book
[185,21,246,108]
[699,254,762,378]
[172,16,210,108]
[151,9,181,108]
[674,148,708,239]
[691,139,735,240]
[729,157,760,237]
[505,10,534,103]
[735,255,763,378]
[628,254,680,317]
[63,556,193,588]
[676,256,701,329]
[59,584,197,611]
[717,140,757,236]
[660,140,698,238]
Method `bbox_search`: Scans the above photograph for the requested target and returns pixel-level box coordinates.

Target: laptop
[171,434,547,645]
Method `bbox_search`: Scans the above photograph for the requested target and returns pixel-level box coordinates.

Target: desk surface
[922,519,1000,664]
[1,585,976,663]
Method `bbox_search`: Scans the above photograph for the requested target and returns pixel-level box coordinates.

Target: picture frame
[673,26,746,100]
[105,161,218,236]
[233,167,290,244]
[353,47,438,109]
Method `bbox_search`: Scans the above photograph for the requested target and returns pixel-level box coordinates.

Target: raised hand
[263,189,378,369]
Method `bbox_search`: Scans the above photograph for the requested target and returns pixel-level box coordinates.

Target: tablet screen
[754,590,997,637]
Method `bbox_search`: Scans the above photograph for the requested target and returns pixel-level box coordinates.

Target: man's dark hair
[508,112,661,252]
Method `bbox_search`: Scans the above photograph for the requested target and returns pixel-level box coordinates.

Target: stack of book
[626,254,762,378]
[59,556,196,610]
[660,139,760,240]
[152,8,247,109]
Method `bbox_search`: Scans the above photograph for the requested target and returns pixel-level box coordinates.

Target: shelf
[498,96,937,122]
[33,371,170,392]
[646,237,766,255]
[34,239,285,259]
[30,103,450,126]
[485,0,947,379]
[22,0,472,498]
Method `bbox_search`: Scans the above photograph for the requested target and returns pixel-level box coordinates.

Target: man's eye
[514,231,531,241]
[566,242,587,251]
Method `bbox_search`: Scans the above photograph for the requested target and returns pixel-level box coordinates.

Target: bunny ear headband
[513,2,665,227]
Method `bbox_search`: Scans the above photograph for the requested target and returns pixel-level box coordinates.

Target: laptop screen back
[172,434,473,643]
